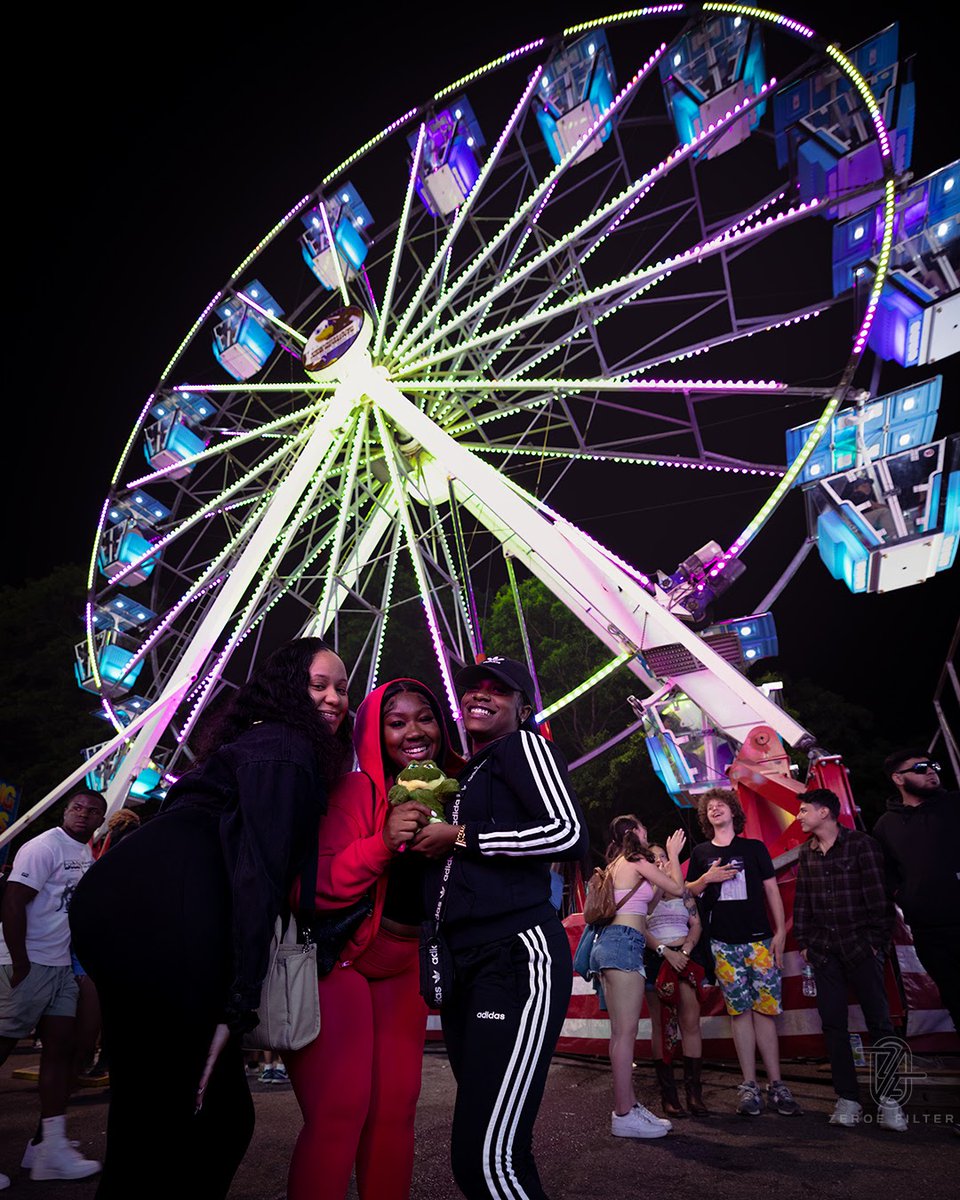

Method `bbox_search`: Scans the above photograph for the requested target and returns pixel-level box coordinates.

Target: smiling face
[382,690,443,774]
[706,797,733,831]
[460,675,531,748]
[307,649,349,733]
[650,845,667,871]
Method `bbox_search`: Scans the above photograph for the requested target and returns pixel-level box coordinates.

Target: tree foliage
[0,565,105,853]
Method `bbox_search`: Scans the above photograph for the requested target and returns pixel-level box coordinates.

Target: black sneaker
[767,1081,801,1115]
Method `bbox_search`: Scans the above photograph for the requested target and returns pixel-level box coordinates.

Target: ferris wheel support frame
[361,362,816,750]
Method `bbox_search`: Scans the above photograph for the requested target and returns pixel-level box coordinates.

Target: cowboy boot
[654,1059,688,1118]
[683,1056,710,1116]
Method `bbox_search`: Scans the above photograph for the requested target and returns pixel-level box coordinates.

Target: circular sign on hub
[303,306,372,382]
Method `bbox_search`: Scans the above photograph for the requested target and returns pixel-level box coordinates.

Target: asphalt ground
[2,1041,958,1198]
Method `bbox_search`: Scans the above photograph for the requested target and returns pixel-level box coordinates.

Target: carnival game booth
[558,727,957,1061]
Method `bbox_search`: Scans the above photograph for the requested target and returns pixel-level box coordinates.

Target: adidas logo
[476,1010,506,1020]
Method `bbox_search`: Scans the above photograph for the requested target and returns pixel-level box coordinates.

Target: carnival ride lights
[5,6,950,842]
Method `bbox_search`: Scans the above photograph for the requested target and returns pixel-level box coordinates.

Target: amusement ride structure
[3,5,957,1050]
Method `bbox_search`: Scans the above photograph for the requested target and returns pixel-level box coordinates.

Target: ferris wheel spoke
[395,67,782,369]
[391,42,678,361]
[373,124,427,358]
[383,65,546,358]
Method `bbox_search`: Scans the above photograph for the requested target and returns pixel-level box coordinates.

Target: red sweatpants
[286,926,427,1200]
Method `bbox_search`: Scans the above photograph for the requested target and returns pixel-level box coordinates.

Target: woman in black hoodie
[412,656,589,1200]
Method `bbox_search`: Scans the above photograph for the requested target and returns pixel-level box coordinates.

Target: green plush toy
[387,761,458,824]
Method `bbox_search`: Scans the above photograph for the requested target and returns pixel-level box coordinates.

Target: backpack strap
[611,856,644,911]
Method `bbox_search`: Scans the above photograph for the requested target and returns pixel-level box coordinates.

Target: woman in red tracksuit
[285,678,462,1200]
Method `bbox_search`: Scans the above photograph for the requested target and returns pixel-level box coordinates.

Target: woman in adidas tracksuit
[412,657,589,1200]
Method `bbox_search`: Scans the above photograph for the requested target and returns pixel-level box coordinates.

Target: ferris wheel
[24,5,922,823]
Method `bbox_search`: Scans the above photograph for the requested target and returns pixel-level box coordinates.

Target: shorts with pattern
[0,963,79,1037]
[710,938,782,1016]
[589,924,646,975]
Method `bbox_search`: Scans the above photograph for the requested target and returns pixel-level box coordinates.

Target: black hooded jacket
[871,789,960,929]
[429,729,589,951]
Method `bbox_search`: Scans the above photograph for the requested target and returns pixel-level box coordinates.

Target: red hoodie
[294,678,462,965]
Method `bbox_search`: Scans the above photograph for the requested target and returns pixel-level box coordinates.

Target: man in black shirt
[874,750,960,1035]
[688,787,800,1117]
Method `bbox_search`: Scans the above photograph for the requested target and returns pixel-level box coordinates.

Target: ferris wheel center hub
[303,305,373,382]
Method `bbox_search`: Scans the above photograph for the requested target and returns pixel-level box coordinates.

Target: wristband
[656,943,666,957]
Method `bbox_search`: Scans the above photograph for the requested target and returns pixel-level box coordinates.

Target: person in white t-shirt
[0,788,107,1185]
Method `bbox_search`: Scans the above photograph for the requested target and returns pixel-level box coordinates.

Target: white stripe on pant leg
[481,927,552,1200]
[485,928,550,1200]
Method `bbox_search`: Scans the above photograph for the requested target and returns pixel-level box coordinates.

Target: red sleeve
[299,773,395,911]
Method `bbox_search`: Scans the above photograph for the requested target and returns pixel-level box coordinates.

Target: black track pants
[441,920,571,1200]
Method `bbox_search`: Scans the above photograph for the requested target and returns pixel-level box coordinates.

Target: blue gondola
[659,14,766,160]
[74,633,145,696]
[410,97,485,216]
[300,185,373,289]
[775,23,914,220]
[212,281,283,380]
[97,520,158,584]
[801,435,959,594]
[535,29,617,165]
[144,412,206,478]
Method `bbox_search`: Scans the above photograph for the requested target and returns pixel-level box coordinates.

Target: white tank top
[646,896,690,943]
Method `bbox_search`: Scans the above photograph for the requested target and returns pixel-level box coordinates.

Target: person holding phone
[686,787,800,1119]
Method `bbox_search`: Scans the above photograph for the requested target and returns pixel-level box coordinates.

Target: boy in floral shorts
[687,788,801,1117]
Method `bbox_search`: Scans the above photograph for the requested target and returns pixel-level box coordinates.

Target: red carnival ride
[558,726,958,1061]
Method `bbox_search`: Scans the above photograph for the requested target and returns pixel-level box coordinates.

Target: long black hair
[605,813,654,864]
[195,637,353,784]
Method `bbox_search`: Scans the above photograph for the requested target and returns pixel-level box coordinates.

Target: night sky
[8,2,957,766]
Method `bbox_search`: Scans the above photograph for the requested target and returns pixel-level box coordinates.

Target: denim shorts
[589,924,646,975]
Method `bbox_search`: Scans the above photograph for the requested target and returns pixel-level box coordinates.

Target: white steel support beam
[362,363,815,750]
[97,381,364,818]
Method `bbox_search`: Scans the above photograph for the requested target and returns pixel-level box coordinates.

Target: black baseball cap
[455,656,535,703]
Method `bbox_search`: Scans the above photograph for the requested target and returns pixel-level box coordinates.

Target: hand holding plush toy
[388,761,458,824]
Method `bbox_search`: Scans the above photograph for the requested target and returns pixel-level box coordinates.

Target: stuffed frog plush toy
[387,761,458,824]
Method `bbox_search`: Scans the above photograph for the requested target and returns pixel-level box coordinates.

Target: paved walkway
[2,1043,957,1197]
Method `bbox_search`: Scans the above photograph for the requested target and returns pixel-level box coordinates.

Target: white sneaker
[829,1098,863,1127]
[22,1138,80,1168]
[877,1097,908,1132]
[611,1107,669,1139]
[0,1171,10,1191]
[632,1101,672,1131]
[30,1139,101,1181]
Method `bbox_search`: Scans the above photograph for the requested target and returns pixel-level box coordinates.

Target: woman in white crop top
[641,844,707,1117]
[588,814,689,1139]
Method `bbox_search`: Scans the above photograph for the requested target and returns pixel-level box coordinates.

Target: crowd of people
[0,637,957,1196]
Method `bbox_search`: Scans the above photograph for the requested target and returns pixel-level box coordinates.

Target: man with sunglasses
[874,751,959,1034]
